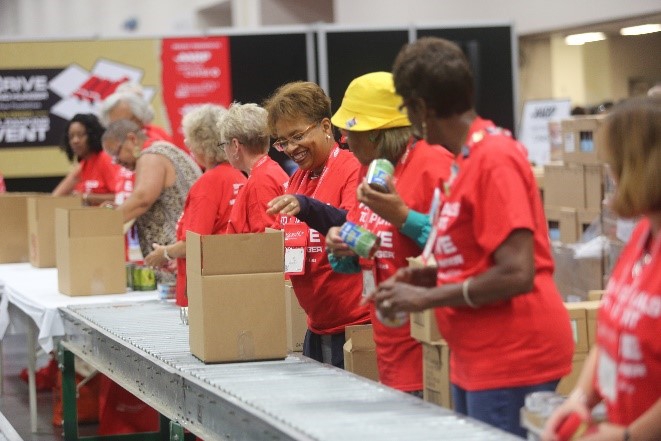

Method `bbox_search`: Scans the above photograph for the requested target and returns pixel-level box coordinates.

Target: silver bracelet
[462,277,478,308]
[163,246,174,261]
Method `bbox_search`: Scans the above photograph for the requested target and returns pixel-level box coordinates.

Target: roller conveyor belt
[60,301,520,441]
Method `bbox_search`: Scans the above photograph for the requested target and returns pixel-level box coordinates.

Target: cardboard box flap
[60,207,123,237]
[344,324,375,350]
[188,230,284,275]
[28,195,81,221]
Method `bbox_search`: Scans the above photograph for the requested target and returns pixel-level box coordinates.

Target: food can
[366,158,394,193]
[132,265,156,291]
[157,282,176,301]
[339,221,380,259]
[376,309,409,328]
[125,263,135,290]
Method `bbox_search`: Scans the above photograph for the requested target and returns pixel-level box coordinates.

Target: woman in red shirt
[326,71,453,393]
[543,97,661,441]
[368,37,573,437]
[52,113,120,205]
[264,82,370,368]
[221,102,289,234]
[144,104,247,306]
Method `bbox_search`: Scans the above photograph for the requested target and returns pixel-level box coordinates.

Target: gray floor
[0,333,62,440]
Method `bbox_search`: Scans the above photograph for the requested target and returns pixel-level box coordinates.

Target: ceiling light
[564,32,607,45]
[620,24,661,36]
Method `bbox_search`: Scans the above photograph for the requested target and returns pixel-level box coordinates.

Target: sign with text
[518,99,572,165]
[161,36,233,149]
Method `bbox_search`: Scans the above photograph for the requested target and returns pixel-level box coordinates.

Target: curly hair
[392,37,474,118]
[60,113,105,162]
[263,81,331,134]
[220,102,270,155]
[597,96,661,218]
[181,104,228,165]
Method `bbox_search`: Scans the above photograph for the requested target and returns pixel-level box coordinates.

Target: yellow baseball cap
[331,71,410,131]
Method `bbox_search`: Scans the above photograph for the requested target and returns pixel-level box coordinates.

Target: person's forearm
[399,209,430,249]
[84,192,115,206]
[628,399,661,441]
[117,190,153,222]
[52,173,77,196]
[567,348,600,406]
[166,240,186,259]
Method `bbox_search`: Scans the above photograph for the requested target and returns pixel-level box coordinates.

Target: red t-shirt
[346,138,453,391]
[74,151,121,196]
[431,117,573,391]
[0,172,5,193]
[279,146,370,334]
[596,217,661,425]
[175,162,247,306]
[226,156,288,234]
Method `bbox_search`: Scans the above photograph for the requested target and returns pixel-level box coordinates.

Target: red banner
[161,36,232,149]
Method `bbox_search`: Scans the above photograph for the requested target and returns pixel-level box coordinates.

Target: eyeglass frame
[272,122,320,152]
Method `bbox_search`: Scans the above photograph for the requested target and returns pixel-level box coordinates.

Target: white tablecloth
[0,263,158,353]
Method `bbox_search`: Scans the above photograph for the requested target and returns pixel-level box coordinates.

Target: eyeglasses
[272,122,319,152]
[218,140,230,148]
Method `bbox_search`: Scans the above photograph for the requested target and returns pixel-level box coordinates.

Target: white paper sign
[518,99,572,165]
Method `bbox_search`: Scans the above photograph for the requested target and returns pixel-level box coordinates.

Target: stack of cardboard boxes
[0,193,129,296]
[542,115,611,301]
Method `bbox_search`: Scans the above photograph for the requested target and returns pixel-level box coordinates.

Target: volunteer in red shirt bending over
[222,102,288,234]
[144,104,246,306]
[264,82,370,368]
[543,97,661,441]
[52,113,120,206]
[368,37,573,437]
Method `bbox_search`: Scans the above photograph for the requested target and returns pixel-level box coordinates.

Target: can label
[132,265,156,291]
[157,282,176,300]
[366,158,394,193]
[339,222,380,258]
[125,263,135,290]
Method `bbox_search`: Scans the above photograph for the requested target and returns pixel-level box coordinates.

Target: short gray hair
[102,119,146,144]
[182,104,228,165]
[100,91,154,126]
[219,102,270,155]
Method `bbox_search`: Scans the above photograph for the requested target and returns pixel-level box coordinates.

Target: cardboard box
[55,208,126,296]
[553,243,604,302]
[545,206,578,243]
[285,281,307,352]
[578,208,601,240]
[588,290,605,302]
[422,341,452,409]
[564,302,589,354]
[584,164,605,210]
[27,195,81,267]
[343,324,379,382]
[543,162,584,208]
[186,231,287,363]
[561,116,606,165]
[0,193,39,263]
[585,301,600,349]
[556,352,588,396]
[410,309,443,345]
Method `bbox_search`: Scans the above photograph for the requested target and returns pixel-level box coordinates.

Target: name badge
[362,268,376,298]
[284,222,307,275]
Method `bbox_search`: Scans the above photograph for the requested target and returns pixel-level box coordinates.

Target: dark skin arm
[367,229,535,317]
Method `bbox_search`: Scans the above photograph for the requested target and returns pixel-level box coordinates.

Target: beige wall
[519,32,661,110]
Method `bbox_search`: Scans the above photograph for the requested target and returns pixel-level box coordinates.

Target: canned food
[157,282,176,300]
[125,263,135,290]
[366,158,394,193]
[339,221,380,259]
[132,265,156,291]
[376,309,409,328]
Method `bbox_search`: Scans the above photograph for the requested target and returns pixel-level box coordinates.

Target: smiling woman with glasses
[263,81,369,370]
